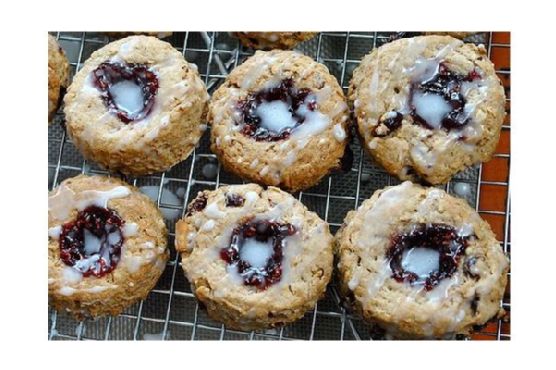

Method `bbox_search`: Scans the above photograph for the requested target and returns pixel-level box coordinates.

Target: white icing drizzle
[457,223,474,237]
[240,53,278,89]
[333,124,347,142]
[62,267,83,284]
[58,287,76,296]
[412,91,451,129]
[255,100,298,132]
[244,191,259,204]
[348,275,360,290]
[239,238,274,268]
[123,251,162,274]
[200,219,216,232]
[109,80,144,116]
[49,183,131,222]
[366,259,392,298]
[185,232,197,251]
[289,96,330,140]
[84,229,102,254]
[259,166,269,176]
[204,203,227,219]
[48,225,62,239]
[427,274,460,303]
[401,248,439,280]
[122,222,139,237]
[118,37,139,57]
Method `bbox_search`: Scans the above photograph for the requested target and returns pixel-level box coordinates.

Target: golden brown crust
[348,35,506,184]
[233,32,317,50]
[176,184,333,330]
[48,175,168,320]
[48,34,70,122]
[64,36,209,176]
[209,50,350,192]
[336,182,509,338]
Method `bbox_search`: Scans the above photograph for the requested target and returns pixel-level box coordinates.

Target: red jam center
[237,78,315,142]
[410,62,481,131]
[220,220,296,289]
[388,223,470,290]
[92,62,159,123]
[59,206,124,277]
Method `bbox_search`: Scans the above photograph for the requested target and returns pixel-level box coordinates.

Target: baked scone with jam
[336,181,509,339]
[232,32,317,50]
[48,175,168,319]
[209,50,350,192]
[349,35,505,184]
[48,34,71,122]
[64,35,208,176]
[175,184,333,330]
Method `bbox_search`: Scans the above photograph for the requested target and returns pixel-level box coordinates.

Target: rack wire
[48,31,511,340]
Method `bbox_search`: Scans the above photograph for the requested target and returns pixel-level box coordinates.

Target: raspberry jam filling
[372,111,403,137]
[388,223,469,290]
[237,78,316,141]
[220,220,297,289]
[185,194,208,217]
[92,62,159,123]
[410,62,481,131]
[59,206,125,277]
[225,193,245,207]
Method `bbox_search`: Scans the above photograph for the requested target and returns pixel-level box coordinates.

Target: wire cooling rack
[48,31,511,340]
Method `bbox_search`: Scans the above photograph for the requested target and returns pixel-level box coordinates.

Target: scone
[175,184,333,330]
[48,34,71,122]
[336,181,509,339]
[64,35,209,176]
[209,50,350,192]
[232,32,317,50]
[349,35,505,184]
[48,175,168,319]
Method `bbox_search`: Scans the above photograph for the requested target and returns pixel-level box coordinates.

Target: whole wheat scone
[232,32,317,50]
[349,35,505,184]
[336,181,509,339]
[48,34,70,122]
[209,50,350,192]
[64,35,209,176]
[104,31,173,39]
[175,184,333,330]
[48,175,168,320]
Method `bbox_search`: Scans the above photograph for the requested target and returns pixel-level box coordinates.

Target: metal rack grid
[48,31,511,340]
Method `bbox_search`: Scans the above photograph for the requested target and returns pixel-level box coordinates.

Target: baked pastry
[104,32,173,39]
[232,32,317,50]
[64,35,208,176]
[336,181,509,339]
[209,50,350,191]
[48,175,168,319]
[48,34,71,122]
[349,35,505,184]
[175,184,333,331]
